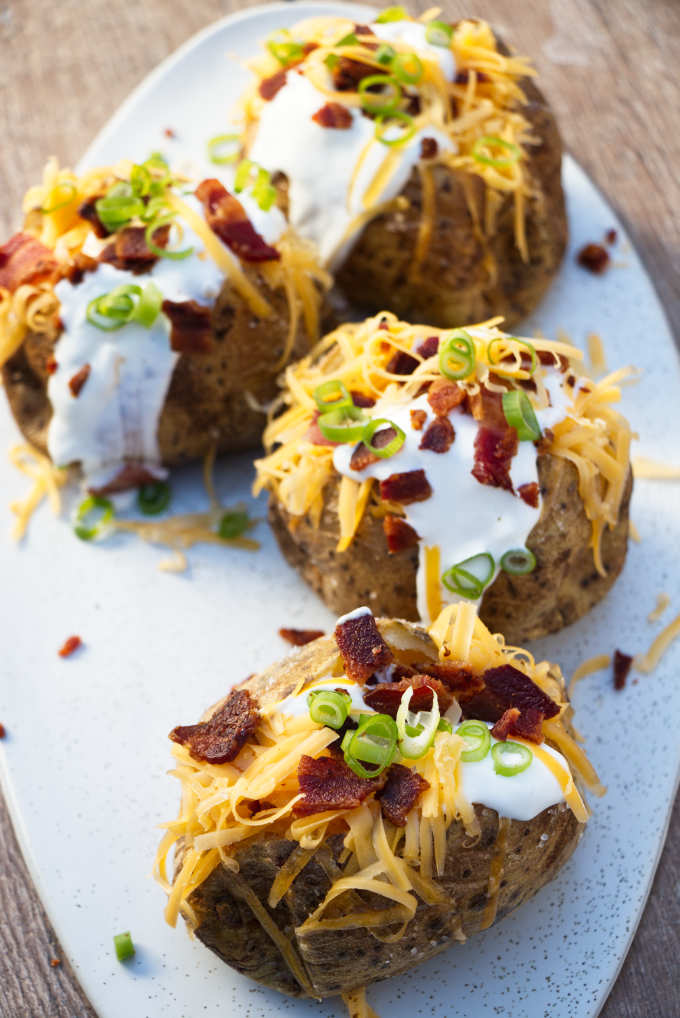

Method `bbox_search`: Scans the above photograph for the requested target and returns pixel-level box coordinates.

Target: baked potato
[255,314,633,644]
[0,158,327,490]
[158,605,596,1001]
[242,13,566,329]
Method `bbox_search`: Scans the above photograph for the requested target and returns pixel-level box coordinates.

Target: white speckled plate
[1,4,679,1018]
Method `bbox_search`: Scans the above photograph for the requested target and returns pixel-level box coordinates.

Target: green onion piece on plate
[442,552,494,599]
[74,495,114,542]
[374,111,416,147]
[456,720,491,762]
[439,330,475,380]
[42,181,78,214]
[491,740,533,776]
[113,931,135,962]
[502,389,542,441]
[218,511,250,540]
[313,379,353,414]
[472,135,521,169]
[308,689,351,729]
[137,481,171,516]
[317,405,367,443]
[362,417,406,458]
[396,685,440,758]
[206,133,241,165]
[358,74,402,116]
[341,713,398,778]
[500,547,537,575]
[392,52,423,84]
[375,6,407,23]
[425,19,453,46]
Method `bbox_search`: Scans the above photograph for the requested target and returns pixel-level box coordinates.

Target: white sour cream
[275,677,376,719]
[371,20,456,80]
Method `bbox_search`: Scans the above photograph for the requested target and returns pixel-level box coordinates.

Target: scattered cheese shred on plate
[567,654,612,698]
[634,611,680,674]
[632,457,680,480]
[647,593,670,623]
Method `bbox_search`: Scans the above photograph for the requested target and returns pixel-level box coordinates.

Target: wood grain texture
[0,0,678,1016]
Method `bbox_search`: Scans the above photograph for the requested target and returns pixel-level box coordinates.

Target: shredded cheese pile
[254,311,633,575]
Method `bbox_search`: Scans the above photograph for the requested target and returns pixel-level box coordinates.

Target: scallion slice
[358,74,402,116]
[472,135,521,169]
[144,215,193,260]
[437,718,453,734]
[207,133,241,165]
[442,552,495,599]
[113,931,135,962]
[396,685,440,759]
[501,389,542,441]
[456,720,491,762]
[86,282,163,332]
[362,417,406,458]
[74,495,114,542]
[234,160,276,211]
[487,337,537,375]
[137,481,171,516]
[392,52,423,84]
[341,713,398,778]
[374,111,416,147]
[218,511,250,540]
[375,6,407,23]
[266,30,304,65]
[317,406,367,443]
[425,19,453,46]
[500,548,537,575]
[308,689,351,729]
[438,330,475,380]
[376,43,397,65]
[313,379,353,414]
[42,181,77,214]
[95,185,145,233]
[491,740,532,777]
[336,31,358,47]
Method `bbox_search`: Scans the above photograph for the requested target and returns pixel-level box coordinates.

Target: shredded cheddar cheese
[634,610,680,674]
[632,457,680,480]
[8,443,68,540]
[648,593,670,623]
[567,653,612,698]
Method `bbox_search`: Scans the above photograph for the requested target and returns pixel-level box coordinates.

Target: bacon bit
[89,464,164,496]
[312,101,353,128]
[259,68,288,101]
[466,386,507,428]
[350,425,397,471]
[386,349,418,375]
[465,664,560,723]
[99,224,170,272]
[378,319,389,331]
[0,233,59,292]
[294,754,385,817]
[613,649,633,691]
[334,611,393,683]
[420,137,439,160]
[423,662,485,700]
[491,706,544,744]
[58,635,82,658]
[605,228,618,245]
[378,764,429,826]
[333,57,381,90]
[471,426,517,492]
[383,514,420,553]
[577,242,610,274]
[64,251,99,285]
[518,481,539,508]
[350,390,376,408]
[410,409,427,431]
[169,688,260,764]
[455,68,489,84]
[77,198,109,238]
[363,674,454,716]
[306,410,339,447]
[68,364,91,398]
[162,299,213,354]
[380,469,432,505]
[427,378,466,417]
[0,724,6,739]
[419,416,455,454]
[354,23,373,34]
[50,958,61,968]
[536,350,569,374]
[417,335,439,359]
[278,627,325,647]
[164,126,177,138]
[46,356,58,375]
[490,708,521,740]
[195,178,280,262]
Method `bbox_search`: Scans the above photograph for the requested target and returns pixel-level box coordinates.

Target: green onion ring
[130,164,152,197]
[362,417,406,458]
[396,685,440,759]
[375,6,407,23]
[308,689,351,729]
[491,740,533,777]
[42,181,78,214]
[218,511,250,540]
[341,713,398,778]
[335,31,358,47]
[438,330,476,380]
[501,389,542,441]
[113,931,135,963]
[374,111,416,147]
[392,52,423,84]
[442,552,495,599]
[95,190,146,233]
[266,30,304,65]
[251,167,276,211]
[425,19,453,46]
[137,481,171,516]
[500,548,537,575]
[456,720,491,762]
[358,74,402,116]
[437,718,453,734]
[206,133,241,165]
[472,135,521,169]
[313,379,353,414]
[74,495,114,542]
[376,43,396,66]
[317,406,367,444]
[144,215,193,260]
[487,337,537,375]
[86,283,163,331]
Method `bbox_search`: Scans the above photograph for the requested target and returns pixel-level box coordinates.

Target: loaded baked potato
[255,313,633,645]
[241,12,566,328]
[0,156,328,492]
[157,604,598,1003]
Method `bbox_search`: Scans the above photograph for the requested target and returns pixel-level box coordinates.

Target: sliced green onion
[317,406,367,443]
[500,548,537,575]
[491,740,533,777]
[425,20,453,47]
[438,330,476,380]
[95,185,145,233]
[437,718,453,734]
[86,283,163,332]
[336,31,358,47]
[358,74,402,116]
[324,53,340,71]
[130,164,152,197]
[472,135,521,169]
[143,151,169,172]
[308,689,351,729]
[375,6,407,23]
[42,181,78,214]
[374,111,416,147]
[442,552,495,600]
[113,931,135,962]
[252,168,276,211]
[218,510,250,540]
[144,215,193,260]
[376,43,397,65]
[487,337,537,375]
[341,713,398,778]
[137,481,171,516]
[207,133,241,165]
[502,389,542,441]
[313,379,353,414]
[74,495,114,542]
[396,685,440,759]
[362,417,406,458]
[392,52,423,84]
[234,159,256,193]
[132,281,163,327]
[266,30,304,65]
[456,720,491,762]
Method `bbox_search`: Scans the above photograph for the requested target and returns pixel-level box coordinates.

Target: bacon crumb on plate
[613,649,633,690]
[0,723,6,739]
[577,242,610,274]
[58,635,82,658]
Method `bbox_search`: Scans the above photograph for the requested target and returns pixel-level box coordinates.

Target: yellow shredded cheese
[632,457,680,480]
[634,611,680,674]
[567,653,612,698]
[8,444,68,540]
[586,332,607,377]
[648,593,670,623]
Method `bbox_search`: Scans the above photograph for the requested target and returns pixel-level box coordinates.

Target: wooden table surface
[0,1,678,1016]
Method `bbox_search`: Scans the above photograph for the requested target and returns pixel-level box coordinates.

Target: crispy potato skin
[182,624,583,998]
[333,77,566,329]
[1,268,313,464]
[268,454,633,645]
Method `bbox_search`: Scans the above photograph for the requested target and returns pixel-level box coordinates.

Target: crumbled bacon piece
[378,319,389,331]
[455,68,489,84]
[471,426,517,492]
[294,754,385,816]
[164,126,177,138]
[334,610,393,682]
[423,662,485,700]
[0,233,59,292]
[577,242,610,274]
[332,57,380,90]
[278,627,325,647]
[466,386,506,428]
[259,69,288,101]
[46,356,58,375]
[410,409,427,431]
[162,299,213,354]
[312,101,353,128]
[420,137,439,160]
[379,469,432,504]
[378,764,429,826]
[0,723,5,739]
[354,22,373,34]
[363,674,454,716]
[195,178,280,262]
[77,197,109,238]
[350,390,376,408]
[419,416,455,453]
[349,425,397,471]
[58,635,82,658]
[383,514,419,553]
[491,706,544,744]
[170,688,260,764]
[50,958,61,968]
[605,228,617,245]
[99,224,170,272]
[88,464,161,496]
[386,349,418,375]
[518,482,539,508]
[465,664,560,722]
[64,251,99,285]
[427,378,466,417]
[490,707,520,741]
[613,649,633,691]
[417,335,439,359]
[536,350,569,373]
[68,364,90,398]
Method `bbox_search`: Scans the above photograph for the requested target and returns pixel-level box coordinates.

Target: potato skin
[1,268,314,465]
[268,454,633,645]
[182,625,583,998]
